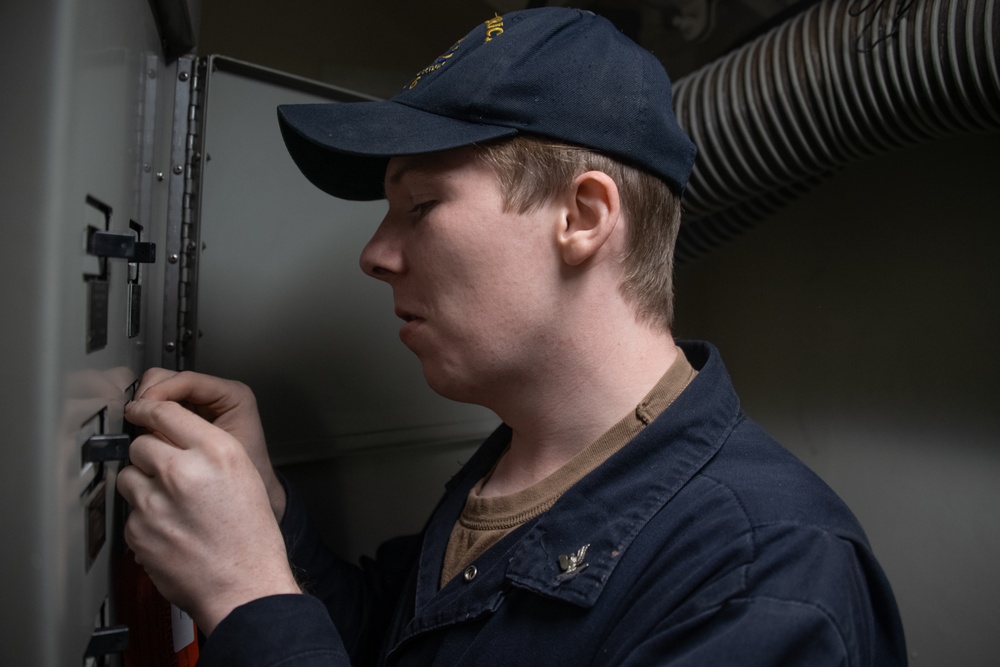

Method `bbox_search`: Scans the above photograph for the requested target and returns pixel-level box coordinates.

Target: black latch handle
[83,433,131,463]
[85,624,130,657]
[88,231,156,263]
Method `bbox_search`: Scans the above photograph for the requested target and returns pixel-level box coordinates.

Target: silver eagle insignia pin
[557,544,590,580]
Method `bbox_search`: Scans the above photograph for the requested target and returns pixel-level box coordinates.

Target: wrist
[197,573,302,636]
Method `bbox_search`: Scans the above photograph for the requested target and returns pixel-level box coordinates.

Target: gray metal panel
[191,57,498,463]
[0,0,172,664]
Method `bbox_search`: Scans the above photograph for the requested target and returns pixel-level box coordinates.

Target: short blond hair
[475,136,681,331]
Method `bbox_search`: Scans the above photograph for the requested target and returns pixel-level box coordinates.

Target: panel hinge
[163,55,207,370]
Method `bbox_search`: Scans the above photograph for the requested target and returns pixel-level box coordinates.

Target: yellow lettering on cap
[407,38,465,90]
[484,14,504,42]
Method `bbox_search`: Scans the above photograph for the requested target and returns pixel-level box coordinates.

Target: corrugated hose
[672,0,1000,263]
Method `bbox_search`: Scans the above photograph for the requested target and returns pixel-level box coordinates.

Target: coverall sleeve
[197,476,420,666]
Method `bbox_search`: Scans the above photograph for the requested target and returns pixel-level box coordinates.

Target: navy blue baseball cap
[277,7,696,201]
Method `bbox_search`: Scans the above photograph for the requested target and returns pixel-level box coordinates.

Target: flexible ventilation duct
[672,0,1000,263]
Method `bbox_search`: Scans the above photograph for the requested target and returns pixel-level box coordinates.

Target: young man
[117,7,907,665]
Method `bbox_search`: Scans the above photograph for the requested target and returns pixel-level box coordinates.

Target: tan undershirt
[440,349,697,588]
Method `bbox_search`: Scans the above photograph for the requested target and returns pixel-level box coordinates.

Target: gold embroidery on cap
[407,38,465,89]
[484,14,504,42]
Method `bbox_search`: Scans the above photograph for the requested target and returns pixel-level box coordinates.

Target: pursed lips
[394,307,425,347]
[395,307,420,323]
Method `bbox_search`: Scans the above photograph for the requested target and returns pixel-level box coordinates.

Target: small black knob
[82,434,131,463]
[85,624,130,657]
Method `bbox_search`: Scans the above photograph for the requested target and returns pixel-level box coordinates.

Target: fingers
[125,400,214,452]
[133,369,255,422]
[126,374,278,522]
[115,461,151,509]
[137,369,244,404]
[134,367,178,399]
[127,430,182,477]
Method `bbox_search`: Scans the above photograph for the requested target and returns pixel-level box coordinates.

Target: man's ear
[556,170,622,266]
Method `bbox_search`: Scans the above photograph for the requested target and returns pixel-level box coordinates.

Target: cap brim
[278,101,519,201]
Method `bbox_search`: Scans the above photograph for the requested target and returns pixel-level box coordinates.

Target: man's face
[360,146,566,407]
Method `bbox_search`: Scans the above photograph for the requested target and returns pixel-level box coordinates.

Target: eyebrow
[385,156,436,189]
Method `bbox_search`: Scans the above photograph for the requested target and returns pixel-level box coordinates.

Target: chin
[420,362,484,406]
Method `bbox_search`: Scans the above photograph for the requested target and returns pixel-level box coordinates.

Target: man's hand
[131,369,286,520]
[117,397,301,635]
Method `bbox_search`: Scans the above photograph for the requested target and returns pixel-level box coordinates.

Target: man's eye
[410,201,437,218]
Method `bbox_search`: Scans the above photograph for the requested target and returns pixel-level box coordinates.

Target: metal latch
[87,230,156,263]
[85,624,130,658]
[82,433,131,463]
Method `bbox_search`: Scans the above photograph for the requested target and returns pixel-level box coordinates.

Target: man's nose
[359,216,405,280]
